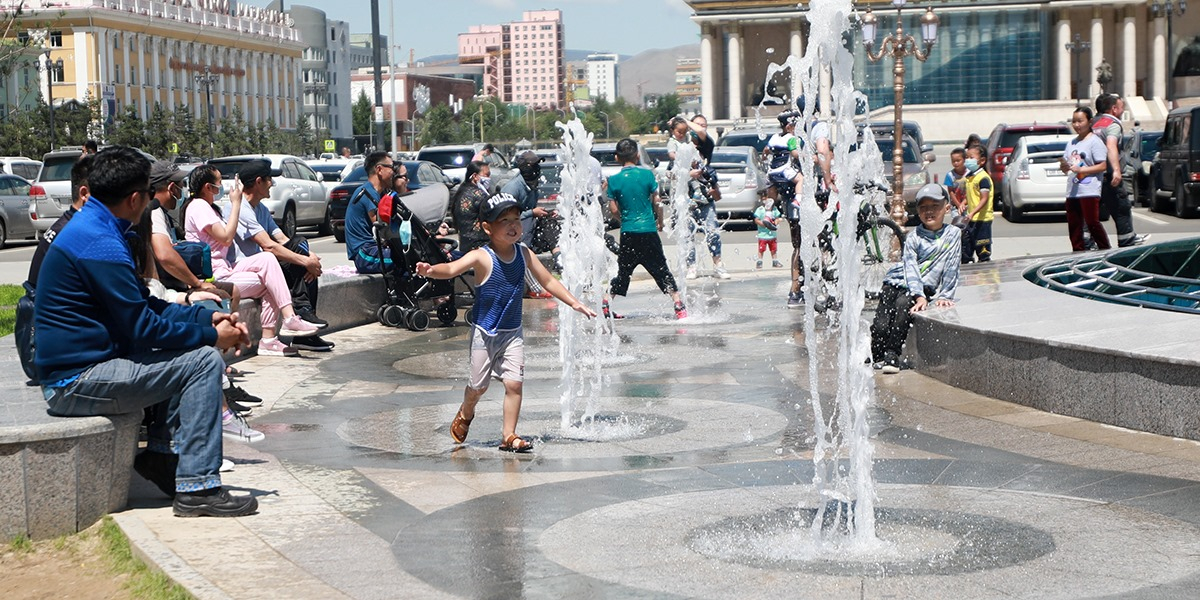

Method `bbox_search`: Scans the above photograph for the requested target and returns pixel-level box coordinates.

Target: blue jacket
[34,199,217,384]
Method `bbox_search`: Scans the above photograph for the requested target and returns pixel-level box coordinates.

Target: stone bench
[0,272,387,540]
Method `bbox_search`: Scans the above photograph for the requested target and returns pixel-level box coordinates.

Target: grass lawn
[0,283,21,337]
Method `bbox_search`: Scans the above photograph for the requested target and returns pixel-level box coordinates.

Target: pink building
[458,9,565,109]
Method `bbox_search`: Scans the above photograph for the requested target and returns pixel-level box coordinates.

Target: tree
[108,105,145,149]
[143,103,173,158]
[292,113,314,156]
[648,94,682,132]
[172,104,200,158]
[418,103,455,146]
[352,90,372,137]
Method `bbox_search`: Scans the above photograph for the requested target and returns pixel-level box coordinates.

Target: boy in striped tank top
[416,193,596,453]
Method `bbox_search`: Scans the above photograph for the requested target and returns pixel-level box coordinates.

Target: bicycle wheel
[859,217,903,298]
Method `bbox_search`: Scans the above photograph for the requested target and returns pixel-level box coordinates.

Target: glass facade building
[852,8,1049,109]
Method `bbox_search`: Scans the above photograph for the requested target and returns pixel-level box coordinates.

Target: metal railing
[0,0,299,42]
[1026,238,1200,315]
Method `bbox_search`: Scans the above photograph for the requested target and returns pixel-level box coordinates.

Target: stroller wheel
[406,309,430,332]
[376,305,388,326]
[381,305,405,328]
[437,303,457,326]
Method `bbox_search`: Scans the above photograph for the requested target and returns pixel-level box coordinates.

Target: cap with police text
[481,192,521,223]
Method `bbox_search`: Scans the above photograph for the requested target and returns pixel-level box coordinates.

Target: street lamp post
[1064,33,1091,106]
[42,50,63,151]
[1151,0,1188,105]
[597,110,610,139]
[194,66,220,159]
[860,1,941,223]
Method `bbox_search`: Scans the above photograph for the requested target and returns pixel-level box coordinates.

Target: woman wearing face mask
[452,160,491,253]
[185,163,319,356]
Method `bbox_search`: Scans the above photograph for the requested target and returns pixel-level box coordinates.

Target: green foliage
[108,105,146,149]
[8,533,32,553]
[143,103,173,158]
[418,102,456,146]
[293,113,315,155]
[171,105,200,158]
[352,90,372,137]
[98,517,194,600]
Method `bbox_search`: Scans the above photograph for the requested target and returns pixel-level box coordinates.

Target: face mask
[213,186,226,202]
[478,177,492,190]
[964,158,979,171]
[398,219,412,247]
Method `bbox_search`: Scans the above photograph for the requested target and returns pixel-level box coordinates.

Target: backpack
[15,280,37,381]
[156,240,214,291]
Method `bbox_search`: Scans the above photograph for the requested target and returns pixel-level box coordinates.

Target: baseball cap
[237,159,273,185]
[513,150,542,168]
[149,161,187,191]
[915,183,949,204]
[481,192,521,223]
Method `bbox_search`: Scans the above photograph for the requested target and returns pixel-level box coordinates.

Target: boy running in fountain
[606,138,688,319]
[416,193,596,453]
[870,183,961,374]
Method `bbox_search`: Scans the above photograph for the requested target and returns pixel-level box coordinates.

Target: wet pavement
[114,265,1200,600]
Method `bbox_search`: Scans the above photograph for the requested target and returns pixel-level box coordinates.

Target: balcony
[0,0,300,43]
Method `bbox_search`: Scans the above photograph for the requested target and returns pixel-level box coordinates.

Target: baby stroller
[373,187,474,331]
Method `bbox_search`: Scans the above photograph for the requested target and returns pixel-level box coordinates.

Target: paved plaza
[113,266,1200,599]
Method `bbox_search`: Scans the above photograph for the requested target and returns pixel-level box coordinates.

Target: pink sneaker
[674,302,688,320]
[279,315,319,337]
[258,337,299,357]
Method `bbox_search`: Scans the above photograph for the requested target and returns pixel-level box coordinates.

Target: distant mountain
[414,50,632,67]
[617,44,700,104]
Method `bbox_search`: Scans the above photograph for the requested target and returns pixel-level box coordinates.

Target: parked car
[590,142,653,180]
[30,146,155,235]
[327,161,453,243]
[417,143,517,193]
[706,146,766,220]
[985,122,1072,204]
[714,126,774,157]
[207,154,327,238]
[0,157,42,180]
[868,121,933,154]
[999,134,1074,222]
[306,158,356,183]
[1150,105,1200,218]
[0,174,37,247]
[873,135,934,223]
[1121,130,1162,206]
[644,145,672,194]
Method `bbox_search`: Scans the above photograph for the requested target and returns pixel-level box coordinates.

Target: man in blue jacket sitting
[33,146,258,518]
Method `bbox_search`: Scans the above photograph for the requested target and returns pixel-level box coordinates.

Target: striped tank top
[470,244,526,335]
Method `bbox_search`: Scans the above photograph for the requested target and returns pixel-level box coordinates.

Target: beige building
[687,0,1198,131]
[4,0,305,129]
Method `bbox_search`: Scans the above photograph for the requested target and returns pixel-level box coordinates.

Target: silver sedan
[1000,134,1075,222]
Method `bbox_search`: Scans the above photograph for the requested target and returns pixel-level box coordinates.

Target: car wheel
[317,206,333,236]
[282,205,297,239]
[0,219,7,249]
[333,224,345,243]
[1007,201,1023,223]
[1174,174,1195,219]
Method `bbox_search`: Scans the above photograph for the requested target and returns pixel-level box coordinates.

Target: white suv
[0,157,42,180]
[207,154,328,238]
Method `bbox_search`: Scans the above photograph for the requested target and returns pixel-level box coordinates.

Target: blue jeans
[42,346,225,493]
[686,201,722,265]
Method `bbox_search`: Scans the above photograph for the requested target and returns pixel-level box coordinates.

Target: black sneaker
[225,384,262,405]
[173,487,259,518]
[296,309,329,328]
[881,355,901,375]
[134,451,178,498]
[291,335,335,352]
[225,399,253,415]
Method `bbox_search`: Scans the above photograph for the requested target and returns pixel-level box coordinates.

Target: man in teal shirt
[606,138,687,319]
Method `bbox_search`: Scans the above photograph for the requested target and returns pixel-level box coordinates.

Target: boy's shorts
[757,238,778,254]
[468,327,524,390]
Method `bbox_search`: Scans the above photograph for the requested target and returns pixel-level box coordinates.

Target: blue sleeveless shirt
[470,244,526,335]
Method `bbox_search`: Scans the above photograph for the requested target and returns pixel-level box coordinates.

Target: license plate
[1045,168,1065,177]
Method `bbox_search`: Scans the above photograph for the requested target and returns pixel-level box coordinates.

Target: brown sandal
[499,434,533,453]
[450,410,472,444]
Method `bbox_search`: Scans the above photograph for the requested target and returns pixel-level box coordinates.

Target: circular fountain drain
[688,506,1052,576]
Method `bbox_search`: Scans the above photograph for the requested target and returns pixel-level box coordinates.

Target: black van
[1151,106,1200,218]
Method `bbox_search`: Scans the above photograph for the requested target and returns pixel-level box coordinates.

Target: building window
[50,31,63,47]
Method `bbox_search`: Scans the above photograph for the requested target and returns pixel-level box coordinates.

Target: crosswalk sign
[324,139,336,152]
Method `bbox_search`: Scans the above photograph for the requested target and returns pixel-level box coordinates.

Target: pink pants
[215,253,291,329]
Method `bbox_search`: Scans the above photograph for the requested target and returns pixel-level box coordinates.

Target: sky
[279,0,700,58]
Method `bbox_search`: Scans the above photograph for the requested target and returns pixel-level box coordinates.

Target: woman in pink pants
[184,164,318,356]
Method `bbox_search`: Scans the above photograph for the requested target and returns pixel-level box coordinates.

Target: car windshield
[873,140,920,163]
[590,149,622,167]
[210,160,254,180]
[1026,142,1068,154]
[539,164,563,186]
[716,132,771,153]
[39,155,77,182]
[1000,127,1069,149]
[419,149,474,170]
[711,151,750,165]
[342,166,367,184]
[1140,134,1162,157]
[646,148,670,163]
[310,164,344,181]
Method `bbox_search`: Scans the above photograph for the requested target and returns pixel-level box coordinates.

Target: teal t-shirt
[753,206,781,240]
[606,165,658,234]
